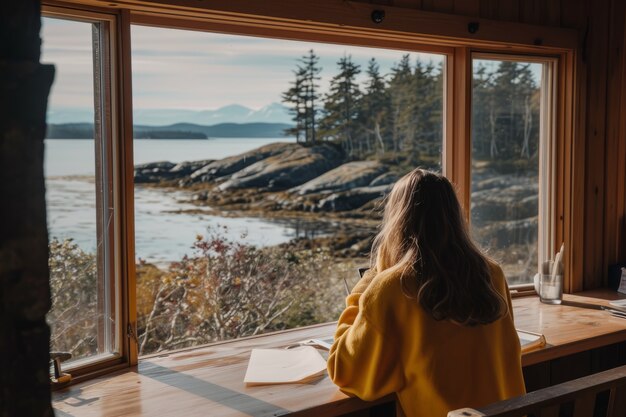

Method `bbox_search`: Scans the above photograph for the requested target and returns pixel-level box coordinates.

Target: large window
[43,10,120,372]
[470,56,554,285]
[130,25,444,355]
[41,1,574,381]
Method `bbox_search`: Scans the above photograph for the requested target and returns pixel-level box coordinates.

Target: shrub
[136,229,359,355]
[48,231,362,358]
[48,238,98,359]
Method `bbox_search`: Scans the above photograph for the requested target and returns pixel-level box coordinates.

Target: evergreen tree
[281,50,322,144]
[358,58,389,155]
[491,62,538,159]
[281,66,307,142]
[387,54,413,153]
[412,61,443,165]
[300,49,322,143]
[471,63,493,159]
[319,55,361,156]
[471,61,540,161]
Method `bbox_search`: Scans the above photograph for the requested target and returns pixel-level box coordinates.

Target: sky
[41,17,444,114]
[41,17,95,111]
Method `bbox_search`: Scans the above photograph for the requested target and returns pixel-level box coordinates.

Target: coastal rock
[170,159,214,177]
[317,184,391,212]
[134,161,176,183]
[135,160,213,184]
[475,217,538,248]
[218,143,344,191]
[471,182,538,223]
[186,142,297,184]
[472,175,536,192]
[292,160,388,195]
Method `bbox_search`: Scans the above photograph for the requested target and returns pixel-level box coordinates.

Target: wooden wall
[352,0,584,29]
[598,0,626,289]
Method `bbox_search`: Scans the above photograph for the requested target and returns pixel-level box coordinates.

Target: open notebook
[244,346,327,386]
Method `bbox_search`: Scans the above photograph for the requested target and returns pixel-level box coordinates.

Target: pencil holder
[539,273,563,304]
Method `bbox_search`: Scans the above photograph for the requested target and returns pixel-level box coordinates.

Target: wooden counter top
[516,290,626,366]
[53,290,626,417]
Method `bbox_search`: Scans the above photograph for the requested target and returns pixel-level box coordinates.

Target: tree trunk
[489,98,498,158]
[521,95,532,158]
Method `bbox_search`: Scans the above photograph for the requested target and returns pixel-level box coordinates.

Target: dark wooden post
[0,1,55,415]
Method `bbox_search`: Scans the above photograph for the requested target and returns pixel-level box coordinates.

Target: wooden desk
[53,291,626,417]
[517,290,626,366]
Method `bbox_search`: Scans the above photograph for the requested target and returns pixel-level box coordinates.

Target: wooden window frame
[465,52,560,291]
[42,5,133,383]
[42,0,581,379]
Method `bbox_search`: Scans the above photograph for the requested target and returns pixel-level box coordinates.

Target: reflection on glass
[131,25,444,355]
[471,59,543,285]
[43,17,100,364]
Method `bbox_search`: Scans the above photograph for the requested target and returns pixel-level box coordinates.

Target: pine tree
[387,54,413,153]
[516,64,539,159]
[471,61,540,162]
[413,61,443,166]
[281,66,307,142]
[300,49,322,143]
[491,61,539,160]
[358,58,389,155]
[471,63,493,159]
[319,55,361,156]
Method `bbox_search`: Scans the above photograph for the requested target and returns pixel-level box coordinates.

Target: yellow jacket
[327,262,526,417]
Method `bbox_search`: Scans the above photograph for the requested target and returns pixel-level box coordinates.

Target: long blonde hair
[371,168,507,326]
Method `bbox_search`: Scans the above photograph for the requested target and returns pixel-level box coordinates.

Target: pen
[342,277,350,296]
[561,300,604,310]
[600,306,626,318]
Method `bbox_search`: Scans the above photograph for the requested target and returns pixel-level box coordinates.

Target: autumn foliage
[49,229,360,358]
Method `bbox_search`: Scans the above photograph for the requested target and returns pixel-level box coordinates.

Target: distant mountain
[46,123,94,139]
[47,122,293,139]
[47,103,293,126]
[134,122,293,138]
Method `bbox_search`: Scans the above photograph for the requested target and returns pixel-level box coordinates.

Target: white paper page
[607,298,626,318]
[517,329,546,352]
[609,298,626,309]
[518,331,541,347]
[244,346,327,385]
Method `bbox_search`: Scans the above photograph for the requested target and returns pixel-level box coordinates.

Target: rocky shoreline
[134,141,539,275]
[134,142,396,218]
[135,142,391,257]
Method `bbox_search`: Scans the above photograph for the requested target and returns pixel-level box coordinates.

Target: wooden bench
[448,365,626,417]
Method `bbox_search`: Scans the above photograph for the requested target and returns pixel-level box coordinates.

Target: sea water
[44,138,332,264]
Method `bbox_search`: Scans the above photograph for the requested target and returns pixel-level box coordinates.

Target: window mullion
[447,46,472,221]
[118,9,138,366]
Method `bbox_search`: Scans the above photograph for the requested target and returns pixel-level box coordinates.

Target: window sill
[53,290,626,416]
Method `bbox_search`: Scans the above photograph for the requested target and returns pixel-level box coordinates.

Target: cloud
[43,17,446,112]
[42,17,95,109]
[130,25,444,110]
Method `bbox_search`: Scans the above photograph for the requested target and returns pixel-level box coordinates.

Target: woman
[327,168,525,417]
